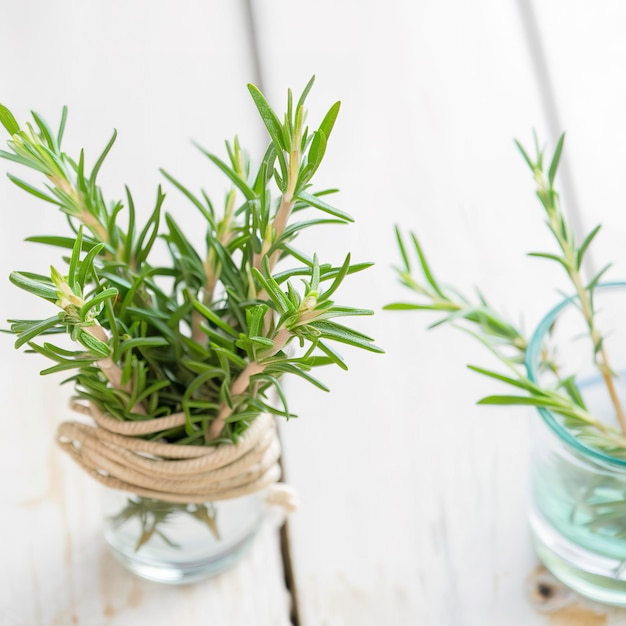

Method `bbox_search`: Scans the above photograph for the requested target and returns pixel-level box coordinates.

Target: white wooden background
[2,1,626,624]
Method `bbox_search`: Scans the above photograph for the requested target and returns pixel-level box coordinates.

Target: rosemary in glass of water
[387,134,626,455]
[387,134,626,603]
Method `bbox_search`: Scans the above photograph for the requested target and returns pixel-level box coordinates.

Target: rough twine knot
[57,401,299,512]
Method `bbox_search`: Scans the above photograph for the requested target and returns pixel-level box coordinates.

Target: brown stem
[206,327,292,440]
[87,324,146,415]
[251,151,299,340]
[191,309,205,344]
[78,210,110,244]
[253,149,299,275]
[600,364,626,434]
[571,273,626,435]
[203,260,219,307]
[208,143,302,439]
[267,197,296,271]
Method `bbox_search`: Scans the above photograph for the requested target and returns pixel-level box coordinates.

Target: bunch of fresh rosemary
[1,78,382,547]
[387,134,626,458]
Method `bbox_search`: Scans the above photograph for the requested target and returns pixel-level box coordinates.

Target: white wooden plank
[0,2,291,624]
[0,382,291,626]
[253,0,626,623]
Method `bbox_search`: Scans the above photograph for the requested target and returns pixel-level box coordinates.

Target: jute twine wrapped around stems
[57,401,299,511]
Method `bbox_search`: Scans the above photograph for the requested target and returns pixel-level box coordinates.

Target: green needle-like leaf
[7,174,57,203]
[197,148,256,201]
[10,271,58,301]
[14,315,62,349]
[77,329,110,358]
[319,101,341,142]
[477,395,565,408]
[548,133,565,185]
[577,225,602,270]
[0,103,20,135]
[79,288,119,319]
[296,191,353,221]
[389,132,626,459]
[91,130,117,183]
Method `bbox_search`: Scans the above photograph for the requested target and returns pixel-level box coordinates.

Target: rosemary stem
[87,324,146,415]
[571,272,626,435]
[538,157,626,437]
[206,327,292,440]
[253,146,300,334]
[254,148,300,275]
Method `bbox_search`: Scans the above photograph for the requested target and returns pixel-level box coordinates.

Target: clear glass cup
[101,488,266,584]
[526,282,626,605]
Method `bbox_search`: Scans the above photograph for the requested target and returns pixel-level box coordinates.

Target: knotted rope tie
[57,402,299,511]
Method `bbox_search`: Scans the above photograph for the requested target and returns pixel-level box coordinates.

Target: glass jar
[101,488,266,584]
[526,282,626,604]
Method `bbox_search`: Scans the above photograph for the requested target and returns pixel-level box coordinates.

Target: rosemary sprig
[516,134,626,435]
[0,78,382,447]
[386,135,626,457]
